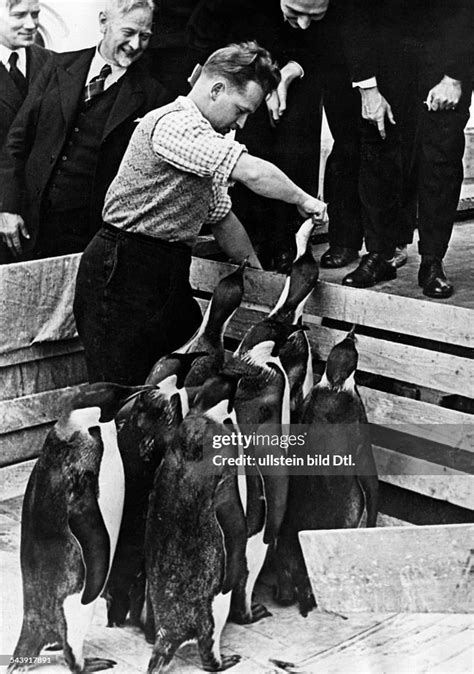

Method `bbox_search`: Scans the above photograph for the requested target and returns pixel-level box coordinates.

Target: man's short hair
[3,0,26,9]
[105,0,154,17]
[203,41,281,97]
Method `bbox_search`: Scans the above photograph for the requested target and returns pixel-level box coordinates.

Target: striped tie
[83,64,112,105]
[8,52,27,98]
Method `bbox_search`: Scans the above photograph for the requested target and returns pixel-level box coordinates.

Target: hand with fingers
[297,195,328,224]
[266,61,303,127]
[0,212,30,258]
[359,86,396,139]
[425,75,462,111]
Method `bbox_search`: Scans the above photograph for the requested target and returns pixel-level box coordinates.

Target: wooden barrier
[299,524,474,613]
[0,255,472,511]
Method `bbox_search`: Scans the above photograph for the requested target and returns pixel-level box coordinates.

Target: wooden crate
[0,255,473,512]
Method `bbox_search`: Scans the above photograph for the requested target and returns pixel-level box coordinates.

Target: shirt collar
[0,45,27,76]
[87,45,127,84]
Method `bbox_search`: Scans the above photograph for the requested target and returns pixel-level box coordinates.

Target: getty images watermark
[202,424,472,476]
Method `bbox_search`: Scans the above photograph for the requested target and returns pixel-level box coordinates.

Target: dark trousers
[231,67,323,268]
[359,36,471,258]
[323,64,364,251]
[73,224,202,386]
[231,56,363,267]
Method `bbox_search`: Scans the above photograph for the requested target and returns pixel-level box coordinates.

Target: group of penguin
[10,220,379,674]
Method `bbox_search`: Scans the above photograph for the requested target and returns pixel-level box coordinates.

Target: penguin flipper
[68,474,111,605]
[262,473,289,544]
[245,473,266,537]
[215,476,247,594]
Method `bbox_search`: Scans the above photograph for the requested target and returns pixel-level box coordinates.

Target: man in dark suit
[187,0,363,272]
[341,0,474,298]
[0,0,167,261]
[0,0,52,148]
[147,0,201,101]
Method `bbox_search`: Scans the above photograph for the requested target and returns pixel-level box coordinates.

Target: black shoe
[342,252,397,288]
[418,258,453,298]
[320,246,359,268]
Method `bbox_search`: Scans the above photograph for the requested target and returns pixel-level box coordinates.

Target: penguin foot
[269,658,304,673]
[83,657,117,672]
[203,654,241,671]
[45,642,63,651]
[250,601,272,622]
[229,601,271,624]
[297,591,317,618]
[273,582,295,606]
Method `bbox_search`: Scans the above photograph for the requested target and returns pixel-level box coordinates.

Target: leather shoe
[320,246,358,268]
[342,252,396,288]
[418,258,453,298]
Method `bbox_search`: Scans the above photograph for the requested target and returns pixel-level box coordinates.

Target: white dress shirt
[85,47,127,89]
[0,45,27,76]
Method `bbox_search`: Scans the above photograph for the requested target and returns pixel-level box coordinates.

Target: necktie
[8,52,27,98]
[83,64,112,105]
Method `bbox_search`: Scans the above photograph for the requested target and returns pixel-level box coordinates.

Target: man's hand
[266,61,303,127]
[297,196,328,224]
[426,75,462,111]
[0,212,30,257]
[359,86,395,139]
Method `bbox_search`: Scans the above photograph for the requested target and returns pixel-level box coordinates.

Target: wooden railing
[1,255,472,510]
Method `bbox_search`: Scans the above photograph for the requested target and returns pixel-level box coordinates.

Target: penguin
[274,329,379,617]
[9,383,150,674]
[146,260,246,388]
[269,218,319,422]
[106,352,204,628]
[222,319,303,624]
[145,373,247,673]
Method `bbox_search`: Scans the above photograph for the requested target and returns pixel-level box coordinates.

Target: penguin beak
[347,325,357,342]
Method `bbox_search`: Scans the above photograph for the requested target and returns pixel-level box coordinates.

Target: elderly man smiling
[0,0,167,261]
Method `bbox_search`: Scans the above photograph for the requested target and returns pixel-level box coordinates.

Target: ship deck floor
[1,494,472,674]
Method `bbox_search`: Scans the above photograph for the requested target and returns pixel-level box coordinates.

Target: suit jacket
[0,47,168,257]
[187,0,352,74]
[342,0,474,83]
[0,44,52,150]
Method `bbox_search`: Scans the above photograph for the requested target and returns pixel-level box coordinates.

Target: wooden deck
[1,494,473,674]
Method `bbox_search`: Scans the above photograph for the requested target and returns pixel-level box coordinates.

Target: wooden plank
[0,253,81,355]
[0,338,83,368]
[302,614,474,672]
[360,388,474,453]
[0,384,88,434]
[0,459,35,500]
[190,258,473,348]
[199,296,474,451]
[0,351,87,400]
[375,446,474,510]
[0,424,52,467]
[225,306,474,397]
[299,524,474,613]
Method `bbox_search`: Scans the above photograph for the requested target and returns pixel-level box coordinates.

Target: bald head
[280,0,329,30]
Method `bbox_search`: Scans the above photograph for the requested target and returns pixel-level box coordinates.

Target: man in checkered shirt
[74,41,328,386]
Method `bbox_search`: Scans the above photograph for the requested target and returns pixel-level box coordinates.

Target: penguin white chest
[97,419,125,565]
